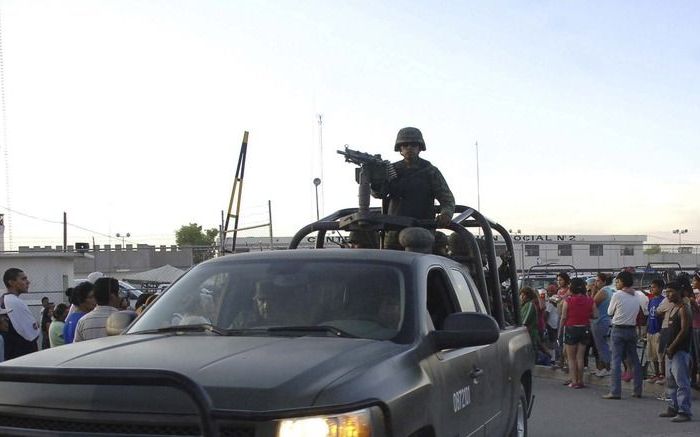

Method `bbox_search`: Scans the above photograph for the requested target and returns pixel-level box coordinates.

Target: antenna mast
[475,141,481,212]
[0,10,12,250]
[317,114,324,217]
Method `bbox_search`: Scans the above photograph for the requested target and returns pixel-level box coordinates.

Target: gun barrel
[337,146,385,166]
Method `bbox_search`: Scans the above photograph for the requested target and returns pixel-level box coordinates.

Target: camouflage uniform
[372,157,455,249]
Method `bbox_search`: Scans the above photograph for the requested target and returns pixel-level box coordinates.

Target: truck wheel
[509,387,527,437]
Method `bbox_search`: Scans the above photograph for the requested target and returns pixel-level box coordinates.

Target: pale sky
[0,0,697,249]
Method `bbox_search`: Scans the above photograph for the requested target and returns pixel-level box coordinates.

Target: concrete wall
[45,245,194,277]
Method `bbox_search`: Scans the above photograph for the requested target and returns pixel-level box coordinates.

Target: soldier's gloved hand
[368,164,387,186]
[436,213,452,228]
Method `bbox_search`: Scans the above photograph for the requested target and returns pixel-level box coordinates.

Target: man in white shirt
[603,270,647,400]
[74,277,120,342]
[1,268,39,360]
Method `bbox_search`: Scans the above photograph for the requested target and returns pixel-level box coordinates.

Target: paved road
[529,376,699,437]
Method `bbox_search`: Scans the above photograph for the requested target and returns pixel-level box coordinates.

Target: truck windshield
[128,260,407,341]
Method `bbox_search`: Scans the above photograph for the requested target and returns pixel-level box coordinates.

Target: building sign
[511,235,576,242]
[306,236,348,244]
[488,234,577,242]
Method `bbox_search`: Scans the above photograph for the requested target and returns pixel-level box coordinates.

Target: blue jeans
[666,350,692,416]
[610,327,642,396]
[592,318,611,364]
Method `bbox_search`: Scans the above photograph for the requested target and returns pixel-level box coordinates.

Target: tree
[644,245,661,255]
[175,223,219,246]
[175,223,220,264]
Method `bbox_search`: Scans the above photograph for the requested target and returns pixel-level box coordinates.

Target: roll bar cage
[524,264,578,280]
[639,262,684,287]
[288,205,520,328]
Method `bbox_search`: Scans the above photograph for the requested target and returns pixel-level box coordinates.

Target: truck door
[449,269,505,435]
[426,267,486,437]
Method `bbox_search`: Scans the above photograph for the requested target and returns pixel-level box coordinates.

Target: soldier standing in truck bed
[371,127,455,249]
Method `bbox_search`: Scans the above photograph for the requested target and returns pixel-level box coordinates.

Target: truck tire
[509,386,527,437]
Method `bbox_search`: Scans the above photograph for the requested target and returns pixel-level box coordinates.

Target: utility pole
[219,210,225,256]
[268,200,274,250]
[92,236,97,271]
[63,212,67,252]
[475,141,481,212]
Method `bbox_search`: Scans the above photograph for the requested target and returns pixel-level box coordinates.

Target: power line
[0,204,114,240]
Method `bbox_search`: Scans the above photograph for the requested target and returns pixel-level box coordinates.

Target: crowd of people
[520,269,700,422]
[3,259,699,424]
[0,268,157,362]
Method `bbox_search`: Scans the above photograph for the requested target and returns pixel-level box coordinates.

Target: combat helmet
[394,127,426,151]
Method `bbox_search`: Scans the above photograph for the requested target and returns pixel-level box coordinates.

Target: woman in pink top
[561,277,599,388]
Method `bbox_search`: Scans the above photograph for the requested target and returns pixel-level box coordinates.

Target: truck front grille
[0,414,256,436]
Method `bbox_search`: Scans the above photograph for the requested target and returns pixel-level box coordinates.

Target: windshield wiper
[131,324,228,336]
[266,325,358,338]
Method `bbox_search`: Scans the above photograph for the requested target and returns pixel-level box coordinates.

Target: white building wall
[506,235,648,272]
[0,254,82,324]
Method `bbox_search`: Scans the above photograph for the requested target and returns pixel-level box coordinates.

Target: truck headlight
[277,407,372,437]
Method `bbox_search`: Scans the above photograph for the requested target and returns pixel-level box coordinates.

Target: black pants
[2,329,38,360]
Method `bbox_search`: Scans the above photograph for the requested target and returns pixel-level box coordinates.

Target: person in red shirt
[561,277,599,388]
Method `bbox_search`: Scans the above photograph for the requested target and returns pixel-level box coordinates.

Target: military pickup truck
[0,203,534,437]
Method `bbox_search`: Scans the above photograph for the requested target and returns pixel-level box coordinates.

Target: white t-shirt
[3,293,40,341]
[608,288,647,326]
[545,300,559,329]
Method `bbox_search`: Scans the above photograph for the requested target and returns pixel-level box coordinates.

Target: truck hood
[2,333,404,411]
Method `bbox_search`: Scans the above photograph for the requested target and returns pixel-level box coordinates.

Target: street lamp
[313,178,321,221]
[672,229,688,246]
[509,229,525,273]
[115,232,130,247]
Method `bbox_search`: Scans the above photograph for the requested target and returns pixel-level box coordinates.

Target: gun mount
[336,146,396,219]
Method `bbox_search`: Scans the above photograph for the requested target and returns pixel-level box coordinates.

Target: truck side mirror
[106,310,138,336]
[430,312,499,350]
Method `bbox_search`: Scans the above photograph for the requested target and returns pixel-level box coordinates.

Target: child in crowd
[646,279,665,382]
[48,303,68,348]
